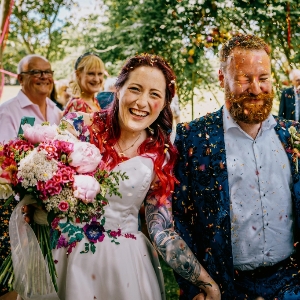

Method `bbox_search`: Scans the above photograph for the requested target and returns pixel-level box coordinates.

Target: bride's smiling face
[117,66,166,133]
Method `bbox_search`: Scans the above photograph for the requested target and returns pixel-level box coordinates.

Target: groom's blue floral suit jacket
[173,107,300,300]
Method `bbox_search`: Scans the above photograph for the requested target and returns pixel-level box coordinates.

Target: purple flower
[57,235,68,249]
[83,221,105,243]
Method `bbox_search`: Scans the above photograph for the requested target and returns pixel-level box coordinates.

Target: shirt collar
[223,105,276,133]
[294,86,299,100]
[18,90,55,109]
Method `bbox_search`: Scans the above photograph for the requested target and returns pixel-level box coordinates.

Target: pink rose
[23,124,58,144]
[58,201,69,212]
[68,142,102,173]
[73,175,100,203]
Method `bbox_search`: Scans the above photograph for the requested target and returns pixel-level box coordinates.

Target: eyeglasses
[20,69,54,78]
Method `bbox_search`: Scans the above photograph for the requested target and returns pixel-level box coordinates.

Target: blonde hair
[69,54,105,98]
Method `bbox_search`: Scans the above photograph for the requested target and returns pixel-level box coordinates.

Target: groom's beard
[226,90,274,124]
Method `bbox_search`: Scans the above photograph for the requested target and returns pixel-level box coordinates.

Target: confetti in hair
[220,33,271,63]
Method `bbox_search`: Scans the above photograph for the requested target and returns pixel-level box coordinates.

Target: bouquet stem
[0,254,14,292]
[31,223,58,292]
[0,223,58,293]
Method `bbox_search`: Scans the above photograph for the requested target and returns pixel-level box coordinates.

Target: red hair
[89,54,178,205]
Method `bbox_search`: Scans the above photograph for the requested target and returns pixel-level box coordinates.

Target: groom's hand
[192,292,206,300]
[193,284,221,300]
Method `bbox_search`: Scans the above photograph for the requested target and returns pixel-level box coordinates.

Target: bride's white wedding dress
[52,156,165,300]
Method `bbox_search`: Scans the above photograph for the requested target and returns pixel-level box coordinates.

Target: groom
[173,34,300,299]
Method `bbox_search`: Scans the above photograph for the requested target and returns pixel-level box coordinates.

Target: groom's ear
[219,69,225,88]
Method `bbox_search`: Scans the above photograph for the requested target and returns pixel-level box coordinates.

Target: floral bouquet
[288,125,300,172]
[0,122,127,298]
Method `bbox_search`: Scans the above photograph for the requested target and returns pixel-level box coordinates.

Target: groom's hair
[219,34,271,70]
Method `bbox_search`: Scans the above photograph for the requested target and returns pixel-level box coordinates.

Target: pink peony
[73,175,100,203]
[68,142,102,173]
[58,201,69,212]
[23,124,58,144]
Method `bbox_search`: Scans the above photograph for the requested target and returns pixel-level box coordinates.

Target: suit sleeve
[173,123,200,299]
[278,90,286,118]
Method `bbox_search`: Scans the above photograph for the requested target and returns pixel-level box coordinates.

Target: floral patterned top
[63,97,100,117]
[62,112,91,142]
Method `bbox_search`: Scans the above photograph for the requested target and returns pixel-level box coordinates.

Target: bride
[15,54,220,300]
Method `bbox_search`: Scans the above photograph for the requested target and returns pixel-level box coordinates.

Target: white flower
[0,183,15,199]
[17,149,58,188]
[45,187,78,218]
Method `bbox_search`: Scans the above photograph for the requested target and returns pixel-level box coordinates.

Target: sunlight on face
[222,48,273,124]
[117,66,166,133]
[78,67,104,96]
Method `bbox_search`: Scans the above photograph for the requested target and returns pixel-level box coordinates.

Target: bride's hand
[22,204,43,224]
[22,204,34,223]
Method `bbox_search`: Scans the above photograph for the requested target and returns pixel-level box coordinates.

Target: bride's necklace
[116,132,142,156]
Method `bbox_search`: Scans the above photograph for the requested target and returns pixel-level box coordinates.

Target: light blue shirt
[223,106,294,271]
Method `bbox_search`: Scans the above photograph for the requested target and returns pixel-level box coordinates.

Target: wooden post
[0,0,13,99]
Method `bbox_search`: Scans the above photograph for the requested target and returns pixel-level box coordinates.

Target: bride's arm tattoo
[145,191,211,289]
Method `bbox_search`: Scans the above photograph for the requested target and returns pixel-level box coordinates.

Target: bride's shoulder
[59,112,94,141]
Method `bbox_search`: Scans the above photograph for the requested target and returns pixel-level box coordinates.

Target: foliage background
[2,0,300,114]
[1,1,300,298]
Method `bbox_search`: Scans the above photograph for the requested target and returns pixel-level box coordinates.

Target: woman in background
[63,52,105,115]
[56,79,71,109]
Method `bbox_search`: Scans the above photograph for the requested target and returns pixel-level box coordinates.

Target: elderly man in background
[0,54,61,299]
[0,54,61,143]
[279,69,300,121]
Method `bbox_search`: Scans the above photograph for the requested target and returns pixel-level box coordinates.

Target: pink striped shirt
[0,90,61,143]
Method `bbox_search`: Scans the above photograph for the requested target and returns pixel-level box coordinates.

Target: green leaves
[94,169,128,198]
[80,242,97,254]
[4,0,299,109]
[3,0,75,74]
